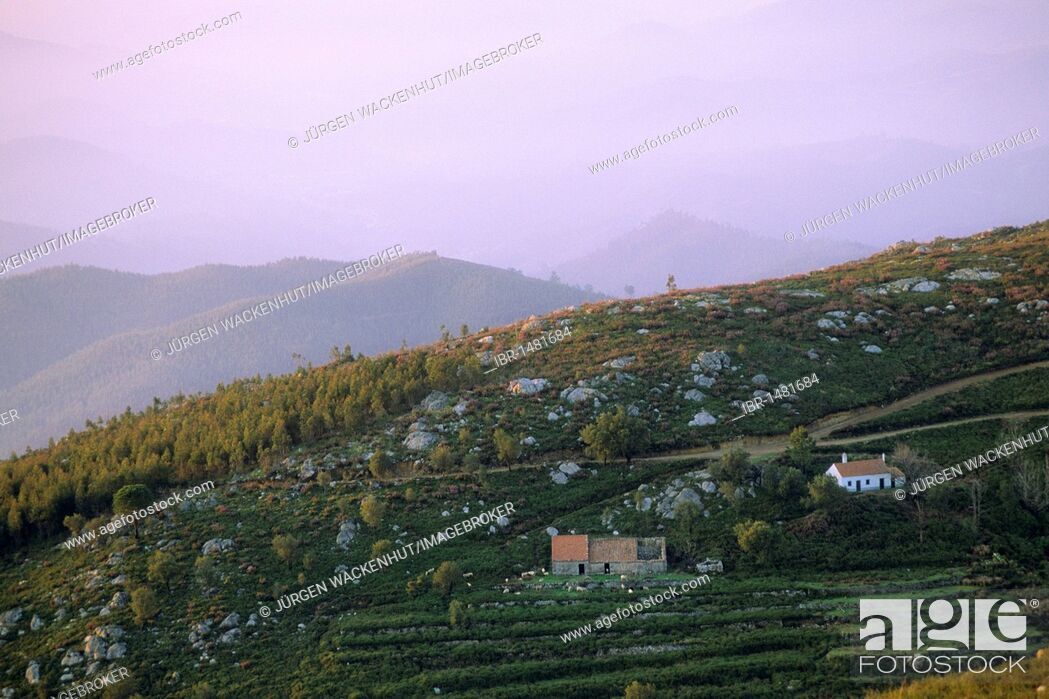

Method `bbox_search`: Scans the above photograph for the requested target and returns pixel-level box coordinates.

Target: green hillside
[1,221,1047,698]
[0,253,600,454]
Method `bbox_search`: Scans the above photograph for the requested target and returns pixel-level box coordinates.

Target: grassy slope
[2,222,1048,697]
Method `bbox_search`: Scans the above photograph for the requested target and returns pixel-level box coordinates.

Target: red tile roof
[830,459,900,477]
[589,538,637,562]
[551,535,589,561]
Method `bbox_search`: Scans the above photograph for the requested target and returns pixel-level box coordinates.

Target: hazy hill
[552,211,875,295]
[0,253,599,453]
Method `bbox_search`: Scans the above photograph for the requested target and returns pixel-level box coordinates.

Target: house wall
[552,560,589,575]
[829,471,901,492]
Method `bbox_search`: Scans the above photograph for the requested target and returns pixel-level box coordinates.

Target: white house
[826,453,905,493]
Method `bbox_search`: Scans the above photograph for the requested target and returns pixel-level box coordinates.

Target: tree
[493,429,521,472]
[112,484,154,537]
[316,471,332,487]
[272,534,299,568]
[147,550,178,593]
[807,474,845,509]
[668,501,704,563]
[580,406,649,466]
[431,443,455,471]
[665,274,677,292]
[371,539,393,558]
[63,513,86,536]
[893,444,936,543]
[460,323,470,338]
[624,680,656,699]
[368,451,391,479]
[733,519,780,564]
[623,285,635,297]
[760,464,807,505]
[406,573,429,597]
[710,448,755,498]
[131,587,158,626]
[194,555,218,589]
[449,599,468,628]
[786,427,816,468]
[549,271,562,284]
[360,495,386,528]
[432,561,462,597]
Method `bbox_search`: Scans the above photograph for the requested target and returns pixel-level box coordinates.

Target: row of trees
[1,346,481,548]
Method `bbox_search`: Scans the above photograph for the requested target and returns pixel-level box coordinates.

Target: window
[865,479,870,485]
[846,480,852,486]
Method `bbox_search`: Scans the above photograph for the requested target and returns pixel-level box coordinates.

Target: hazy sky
[3,0,1048,275]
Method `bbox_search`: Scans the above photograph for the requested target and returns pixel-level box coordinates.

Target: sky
[2,0,1048,277]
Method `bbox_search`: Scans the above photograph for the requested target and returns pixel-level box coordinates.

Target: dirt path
[391,360,1049,479]
[636,360,1049,465]
[821,410,1049,446]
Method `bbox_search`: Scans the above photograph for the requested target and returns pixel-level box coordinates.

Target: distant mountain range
[0,253,600,453]
[552,211,875,296]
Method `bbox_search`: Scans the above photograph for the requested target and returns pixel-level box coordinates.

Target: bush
[131,587,158,626]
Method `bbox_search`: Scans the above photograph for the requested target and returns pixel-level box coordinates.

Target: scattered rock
[106,643,126,660]
[201,538,235,555]
[985,297,1000,305]
[420,391,450,411]
[947,268,1001,281]
[545,527,559,537]
[508,378,549,396]
[336,521,359,549]
[29,614,43,631]
[862,344,883,354]
[219,612,240,630]
[25,661,40,685]
[911,280,940,292]
[403,431,438,451]
[549,471,569,486]
[683,389,705,402]
[558,462,581,476]
[560,387,608,405]
[688,411,717,427]
[603,356,636,369]
[694,351,731,373]
[521,436,537,447]
[751,374,769,387]
[60,650,83,667]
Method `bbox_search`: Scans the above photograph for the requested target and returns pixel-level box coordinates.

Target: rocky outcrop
[403,431,438,451]
[694,351,731,373]
[688,411,717,427]
[947,268,1001,281]
[560,387,607,405]
[336,521,359,549]
[508,378,548,395]
[419,391,450,411]
[201,538,235,555]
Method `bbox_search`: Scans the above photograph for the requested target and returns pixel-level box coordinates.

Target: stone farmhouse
[825,452,905,493]
[551,535,667,575]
